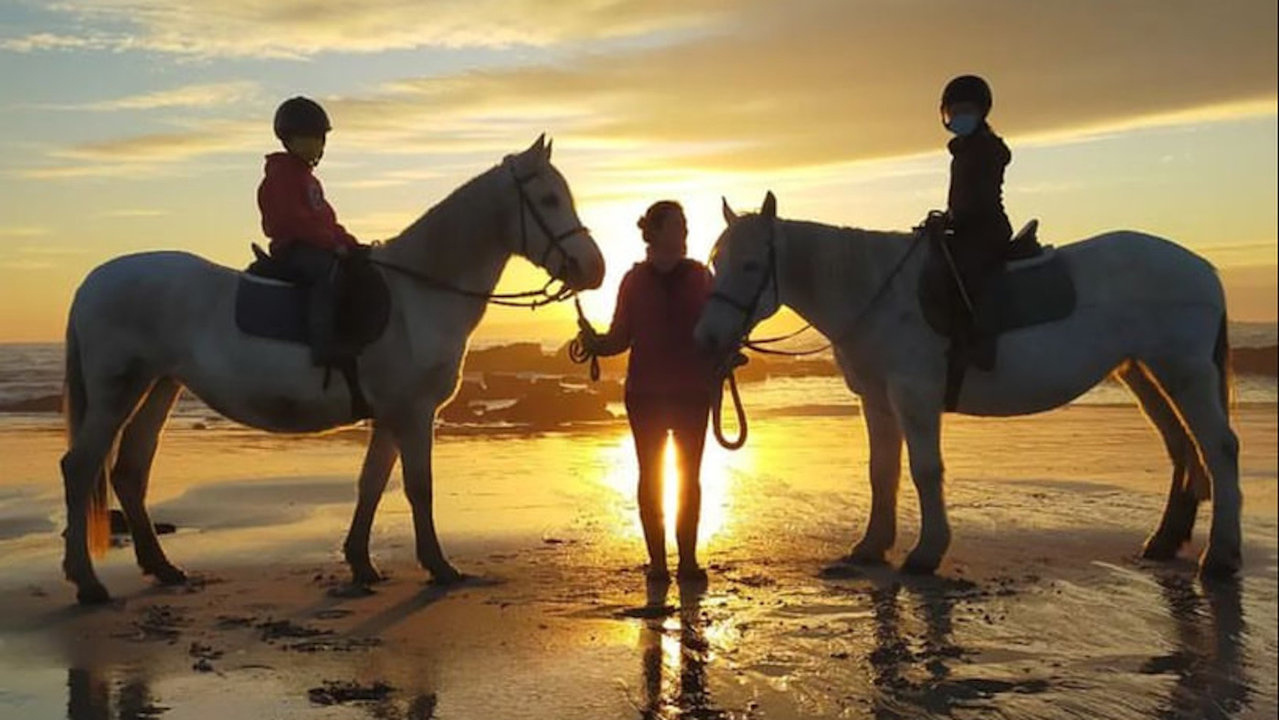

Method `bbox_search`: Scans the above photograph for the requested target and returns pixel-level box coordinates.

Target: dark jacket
[947,125,1012,248]
[594,258,717,399]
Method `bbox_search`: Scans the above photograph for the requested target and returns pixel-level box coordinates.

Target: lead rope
[568,296,601,382]
[711,367,747,450]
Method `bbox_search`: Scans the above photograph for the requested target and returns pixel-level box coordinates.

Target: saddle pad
[974,250,1076,334]
[235,275,309,344]
[919,248,1076,337]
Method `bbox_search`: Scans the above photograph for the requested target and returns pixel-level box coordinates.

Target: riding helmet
[940,75,993,115]
[273,96,331,141]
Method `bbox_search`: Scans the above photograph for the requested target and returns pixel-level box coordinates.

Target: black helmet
[940,75,992,115]
[273,96,331,141]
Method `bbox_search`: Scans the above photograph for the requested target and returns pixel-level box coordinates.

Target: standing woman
[579,201,716,584]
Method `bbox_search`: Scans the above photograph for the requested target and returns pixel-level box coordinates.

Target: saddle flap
[918,242,1076,338]
[235,254,392,351]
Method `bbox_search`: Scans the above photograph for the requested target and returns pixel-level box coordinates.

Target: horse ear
[527,133,546,157]
[545,137,553,160]
[761,191,777,219]
[722,197,737,224]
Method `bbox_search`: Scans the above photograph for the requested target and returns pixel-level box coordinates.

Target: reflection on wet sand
[864,576,1048,718]
[66,662,439,720]
[1146,575,1251,719]
[639,579,726,720]
[859,571,1256,720]
[67,666,165,720]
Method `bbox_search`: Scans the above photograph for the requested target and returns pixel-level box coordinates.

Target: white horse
[695,192,1241,580]
[60,136,605,604]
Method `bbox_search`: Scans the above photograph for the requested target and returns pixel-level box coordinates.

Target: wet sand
[0,405,1275,719]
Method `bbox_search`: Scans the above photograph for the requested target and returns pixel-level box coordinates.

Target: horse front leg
[890,384,950,575]
[848,398,902,565]
[389,411,463,584]
[342,423,399,585]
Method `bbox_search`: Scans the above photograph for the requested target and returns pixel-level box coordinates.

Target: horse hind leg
[1115,361,1205,560]
[1141,352,1241,580]
[62,360,154,604]
[110,378,186,585]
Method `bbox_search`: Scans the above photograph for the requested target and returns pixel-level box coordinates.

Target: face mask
[286,136,325,166]
[945,113,981,137]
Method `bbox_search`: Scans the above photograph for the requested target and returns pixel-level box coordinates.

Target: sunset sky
[0,0,1275,343]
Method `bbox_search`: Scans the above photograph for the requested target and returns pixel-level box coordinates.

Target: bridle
[707,218,783,353]
[369,162,591,308]
[709,217,926,357]
[705,217,925,449]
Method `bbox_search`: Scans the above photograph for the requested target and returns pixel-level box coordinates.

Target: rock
[491,383,613,427]
[1232,345,1277,377]
[0,393,61,413]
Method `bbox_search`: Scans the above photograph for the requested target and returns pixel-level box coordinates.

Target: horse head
[695,191,783,358]
[502,135,605,291]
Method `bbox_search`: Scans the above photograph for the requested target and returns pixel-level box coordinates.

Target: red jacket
[257,152,358,253]
[596,258,717,398]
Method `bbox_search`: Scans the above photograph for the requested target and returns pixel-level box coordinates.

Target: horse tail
[63,323,110,556]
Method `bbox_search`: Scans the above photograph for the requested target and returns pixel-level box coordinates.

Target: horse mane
[376,161,507,270]
[776,218,915,291]
[385,163,502,248]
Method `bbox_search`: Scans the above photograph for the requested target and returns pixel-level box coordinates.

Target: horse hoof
[148,564,188,586]
[1140,536,1182,562]
[428,565,464,586]
[819,562,863,579]
[76,583,111,606]
[846,549,889,566]
[351,565,385,586]
[900,553,940,576]
[1198,550,1241,582]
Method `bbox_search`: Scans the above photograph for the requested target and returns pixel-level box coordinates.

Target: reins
[367,164,586,310]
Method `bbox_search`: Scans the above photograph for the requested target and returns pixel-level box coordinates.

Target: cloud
[0,226,51,238]
[0,32,107,52]
[18,0,1277,179]
[2,0,721,58]
[73,81,259,111]
[100,208,168,217]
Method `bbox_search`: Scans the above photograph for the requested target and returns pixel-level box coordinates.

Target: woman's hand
[576,328,601,355]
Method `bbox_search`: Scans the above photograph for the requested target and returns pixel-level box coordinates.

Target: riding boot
[307,276,337,366]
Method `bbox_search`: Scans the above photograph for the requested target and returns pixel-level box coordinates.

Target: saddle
[917,219,1077,410]
[236,244,391,420]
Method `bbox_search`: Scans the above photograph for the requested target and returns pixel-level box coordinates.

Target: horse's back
[70,251,239,354]
[1058,231,1225,309]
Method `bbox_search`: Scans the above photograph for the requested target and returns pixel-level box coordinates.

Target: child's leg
[277,245,338,363]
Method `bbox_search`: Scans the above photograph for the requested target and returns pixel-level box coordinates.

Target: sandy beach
[0,398,1275,719]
